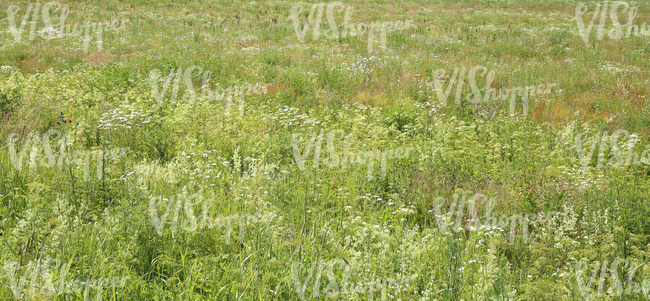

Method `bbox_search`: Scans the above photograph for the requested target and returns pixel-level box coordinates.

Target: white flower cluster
[99,105,152,130]
[0,66,16,73]
[338,56,386,74]
[263,105,308,127]
[559,166,604,192]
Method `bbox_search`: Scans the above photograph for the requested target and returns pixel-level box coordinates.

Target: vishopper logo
[432,192,557,244]
[6,1,129,53]
[290,129,415,181]
[575,258,650,299]
[289,2,416,53]
[573,129,649,169]
[6,129,128,180]
[427,65,557,117]
[291,258,417,300]
[148,190,278,243]
[2,258,128,300]
[575,1,650,45]
[148,65,270,115]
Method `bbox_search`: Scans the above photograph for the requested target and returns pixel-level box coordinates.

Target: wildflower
[393,208,414,214]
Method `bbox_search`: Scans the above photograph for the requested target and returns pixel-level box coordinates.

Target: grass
[2,0,650,300]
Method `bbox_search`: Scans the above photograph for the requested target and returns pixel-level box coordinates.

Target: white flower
[392,208,414,214]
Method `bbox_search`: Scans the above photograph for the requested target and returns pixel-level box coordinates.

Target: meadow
[1,0,650,300]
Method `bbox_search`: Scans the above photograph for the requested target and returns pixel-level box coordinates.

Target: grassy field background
[2,0,650,300]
